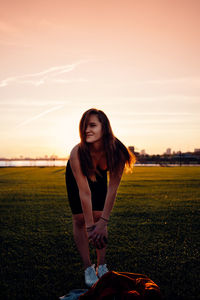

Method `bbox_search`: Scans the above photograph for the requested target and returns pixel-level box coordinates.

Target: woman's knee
[72,214,85,228]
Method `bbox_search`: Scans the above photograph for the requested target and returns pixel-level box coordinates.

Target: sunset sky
[1,0,200,158]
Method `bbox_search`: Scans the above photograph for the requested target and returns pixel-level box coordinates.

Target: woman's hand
[87,225,96,247]
[88,219,108,249]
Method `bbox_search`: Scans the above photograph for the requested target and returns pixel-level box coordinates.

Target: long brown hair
[78,108,135,180]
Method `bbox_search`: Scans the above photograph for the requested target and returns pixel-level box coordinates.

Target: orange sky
[0,0,200,157]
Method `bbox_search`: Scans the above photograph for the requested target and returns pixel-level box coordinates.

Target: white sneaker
[84,264,98,287]
[96,264,109,278]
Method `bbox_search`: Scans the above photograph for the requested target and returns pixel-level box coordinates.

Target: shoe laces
[85,264,96,276]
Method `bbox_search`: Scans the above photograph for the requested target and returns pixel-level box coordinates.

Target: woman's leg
[93,211,107,266]
[72,213,92,269]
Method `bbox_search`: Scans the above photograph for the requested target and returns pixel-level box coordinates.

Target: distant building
[166,148,171,155]
[194,149,200,153]
[50,154,58,159]
[140,149,146,155]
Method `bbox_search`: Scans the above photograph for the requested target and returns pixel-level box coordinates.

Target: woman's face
[85,114,103,144]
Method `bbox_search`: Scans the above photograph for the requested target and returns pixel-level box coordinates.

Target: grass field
[0,166,200,300]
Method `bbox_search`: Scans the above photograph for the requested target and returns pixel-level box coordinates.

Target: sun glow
[0,1,200,158]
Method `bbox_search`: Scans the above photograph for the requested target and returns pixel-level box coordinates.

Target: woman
[65,108,135,287]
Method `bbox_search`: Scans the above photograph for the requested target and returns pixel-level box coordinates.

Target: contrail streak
[16,105,64,128]
[0,59,91,87]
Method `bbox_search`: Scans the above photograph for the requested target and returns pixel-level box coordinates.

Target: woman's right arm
[69,145,94,227]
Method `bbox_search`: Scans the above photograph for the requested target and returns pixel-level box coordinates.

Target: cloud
[0,20,32,48]
[112,78,200,88]
[0,21,21,36]
[0,39,31,47]
[49,78,88,84]
[125,77,200,86]
[0,60,90,87]
[141,77,200,85]
[112,112,197,116]
[16,105,64,128]
[0,100,67,107]
[39,19,66,30]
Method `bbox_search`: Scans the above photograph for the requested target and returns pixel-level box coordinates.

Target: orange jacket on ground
[79,271,162,300]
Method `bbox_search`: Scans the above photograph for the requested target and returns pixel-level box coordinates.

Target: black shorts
[65,160,107,214]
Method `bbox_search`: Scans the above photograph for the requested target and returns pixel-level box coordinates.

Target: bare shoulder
[69,144,83,176]
[70,144,80,160]
[69,144,89,190]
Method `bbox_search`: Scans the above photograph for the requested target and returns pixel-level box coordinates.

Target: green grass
[0,166,200,300]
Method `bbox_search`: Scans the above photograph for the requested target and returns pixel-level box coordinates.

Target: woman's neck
[88,140,107,170]
[89,140,104,154]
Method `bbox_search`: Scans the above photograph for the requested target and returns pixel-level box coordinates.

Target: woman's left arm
[101,160,125,221]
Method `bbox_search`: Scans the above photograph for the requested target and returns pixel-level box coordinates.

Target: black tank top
[65,160,107,214]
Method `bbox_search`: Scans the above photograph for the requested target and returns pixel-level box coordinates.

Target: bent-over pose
[65,108,135,287]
